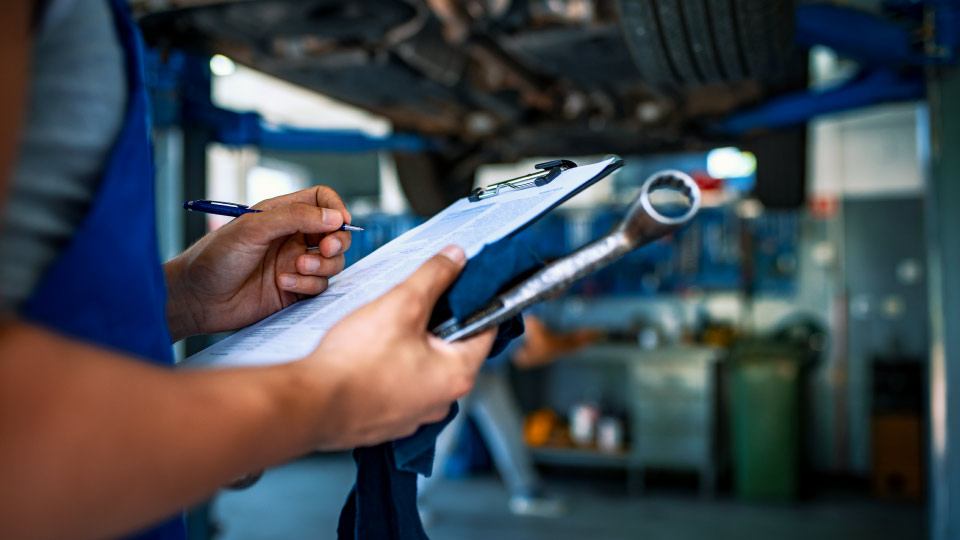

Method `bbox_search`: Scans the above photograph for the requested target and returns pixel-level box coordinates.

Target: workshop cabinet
[629,347,720,495]
[530,344,720,496]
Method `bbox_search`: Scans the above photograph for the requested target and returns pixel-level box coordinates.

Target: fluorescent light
[707,147,757,179]
[210,54,236,77]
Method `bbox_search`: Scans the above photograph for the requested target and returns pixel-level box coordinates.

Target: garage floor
[210,454,924,540]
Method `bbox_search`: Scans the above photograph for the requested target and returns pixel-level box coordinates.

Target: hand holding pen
[183,200,364,232]
[169,188,355,339]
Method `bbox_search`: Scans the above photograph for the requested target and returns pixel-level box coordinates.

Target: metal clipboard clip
[468,159,578,202]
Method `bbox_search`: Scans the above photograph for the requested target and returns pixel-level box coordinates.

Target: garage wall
[808,102,928,475]
[810,102,925,199]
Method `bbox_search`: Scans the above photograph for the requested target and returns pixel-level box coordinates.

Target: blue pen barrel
[183,200,261,218]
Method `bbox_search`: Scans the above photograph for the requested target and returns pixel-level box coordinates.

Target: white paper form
[183,158,616,369]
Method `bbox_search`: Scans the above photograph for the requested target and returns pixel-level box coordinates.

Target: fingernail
[329,238,342,255]
[279,274,297,288]
[303,257,321,272]
[439,245,466,265]
[322,209,342,227]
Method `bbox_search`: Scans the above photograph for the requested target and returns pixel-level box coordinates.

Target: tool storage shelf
[531,344,721,496]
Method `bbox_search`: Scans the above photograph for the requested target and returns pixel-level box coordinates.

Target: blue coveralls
[20,0,186,538]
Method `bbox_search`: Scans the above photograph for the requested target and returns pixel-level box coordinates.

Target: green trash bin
[728,342,803,500]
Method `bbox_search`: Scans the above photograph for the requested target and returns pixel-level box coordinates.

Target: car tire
[617,0,795,88]
[393,152,480,217]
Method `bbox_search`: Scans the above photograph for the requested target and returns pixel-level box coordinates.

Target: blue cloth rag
[337,236,543,540]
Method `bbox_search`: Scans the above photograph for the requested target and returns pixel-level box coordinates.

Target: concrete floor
[211,454,925,540]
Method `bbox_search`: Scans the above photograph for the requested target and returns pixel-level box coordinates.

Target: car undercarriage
[137,0,805,212]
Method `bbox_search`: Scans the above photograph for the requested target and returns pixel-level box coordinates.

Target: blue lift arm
[720,1,959,135]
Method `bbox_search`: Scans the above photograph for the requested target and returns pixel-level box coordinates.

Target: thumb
[399,245,467,312]
[439,327,497,376]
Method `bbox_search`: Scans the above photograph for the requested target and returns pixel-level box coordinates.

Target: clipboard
[183,157,628,369]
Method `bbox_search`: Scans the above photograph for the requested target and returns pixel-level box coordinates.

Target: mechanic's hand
[165,186,352,341]
[302,245,496,450]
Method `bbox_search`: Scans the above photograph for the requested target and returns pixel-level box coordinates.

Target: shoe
[508,491,567,518]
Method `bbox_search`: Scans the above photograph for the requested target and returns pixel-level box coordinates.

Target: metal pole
[926,62,960,540]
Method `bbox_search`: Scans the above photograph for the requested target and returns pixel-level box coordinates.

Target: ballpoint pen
[182,200,364,232]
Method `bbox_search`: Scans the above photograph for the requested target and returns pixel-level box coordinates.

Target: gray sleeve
[0,0,127,313]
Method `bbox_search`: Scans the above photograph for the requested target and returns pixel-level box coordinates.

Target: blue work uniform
[20,0,185,538]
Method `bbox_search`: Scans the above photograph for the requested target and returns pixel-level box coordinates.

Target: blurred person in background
[0,2,494,539]
[419,311,599,519]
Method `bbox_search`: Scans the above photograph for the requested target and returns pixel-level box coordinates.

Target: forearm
[0,322,331,540]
